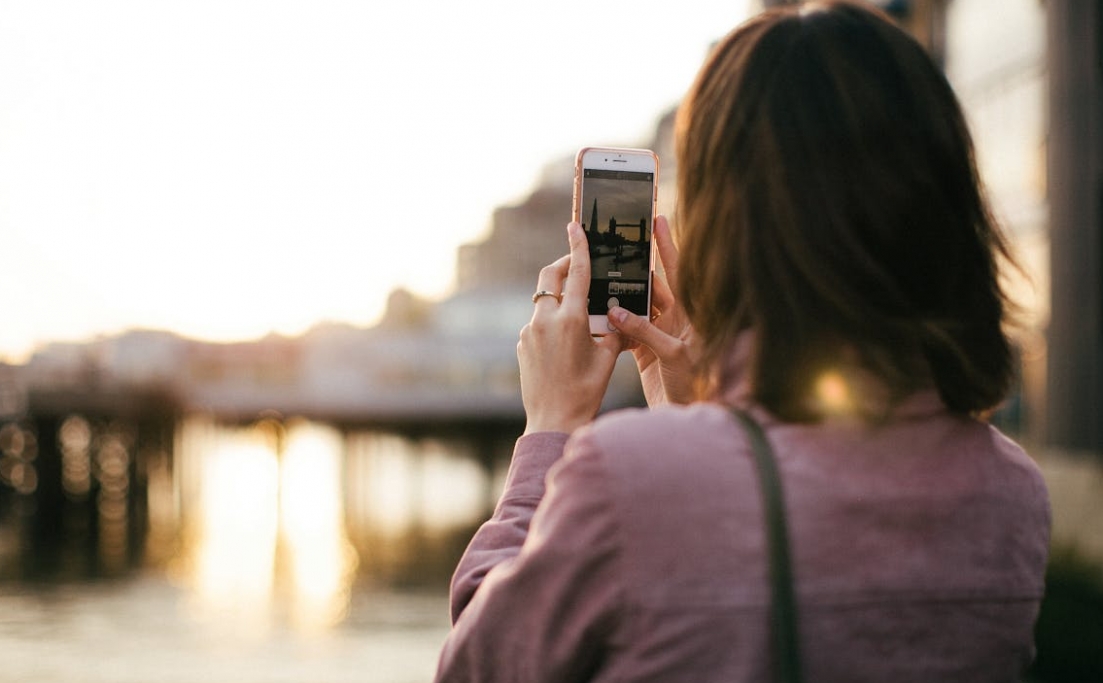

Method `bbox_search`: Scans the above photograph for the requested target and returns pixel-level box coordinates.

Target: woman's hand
[607,215,699,406]
[518,222,625,435]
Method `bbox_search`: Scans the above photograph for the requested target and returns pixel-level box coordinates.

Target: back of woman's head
[675,0,1019,421]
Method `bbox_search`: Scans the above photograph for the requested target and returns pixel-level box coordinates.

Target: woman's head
[674,0,1019,421]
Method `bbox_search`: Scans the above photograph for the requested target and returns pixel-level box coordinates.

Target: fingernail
[610,307,628,323]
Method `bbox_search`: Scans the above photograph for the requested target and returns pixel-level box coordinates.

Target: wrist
[522,411,592,436]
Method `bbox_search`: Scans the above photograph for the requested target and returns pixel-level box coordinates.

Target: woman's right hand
[607,215,699,406]
[518,222,625,435]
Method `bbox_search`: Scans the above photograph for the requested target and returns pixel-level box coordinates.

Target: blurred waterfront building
[456,116,680,301]
[943,0,1050,441]
[455,183,574,294]
[944,0,1102,455]
[1042,0,1102,454]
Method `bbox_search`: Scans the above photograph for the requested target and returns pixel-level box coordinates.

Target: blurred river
[0,416,509,683]
[0,578,450,683]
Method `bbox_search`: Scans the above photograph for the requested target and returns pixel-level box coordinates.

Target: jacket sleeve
[435,429,624,683]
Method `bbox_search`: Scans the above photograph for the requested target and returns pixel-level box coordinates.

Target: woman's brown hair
[675,1,1019,421]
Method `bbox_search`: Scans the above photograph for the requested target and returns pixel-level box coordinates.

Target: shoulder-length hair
[675,0,1020,421]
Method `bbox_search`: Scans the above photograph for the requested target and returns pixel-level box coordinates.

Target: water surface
[1,576,450,683]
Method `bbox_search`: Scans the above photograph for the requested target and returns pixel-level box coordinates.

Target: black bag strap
[731,408,803,683]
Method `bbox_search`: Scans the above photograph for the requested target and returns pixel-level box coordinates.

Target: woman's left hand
[518,222,625,435]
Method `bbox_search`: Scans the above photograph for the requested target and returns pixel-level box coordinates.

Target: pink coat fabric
[434,391,1050,682]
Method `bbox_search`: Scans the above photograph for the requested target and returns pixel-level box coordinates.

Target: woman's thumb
[608,306,671,356]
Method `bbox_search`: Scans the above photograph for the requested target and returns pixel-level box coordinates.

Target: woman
[434,2,1050,681]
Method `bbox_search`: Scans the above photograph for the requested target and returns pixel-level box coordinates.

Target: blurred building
[943,0,1050,440]
[1042,1,1101,454]
[455,183,573,294]
[455,113,681,301]
[945,0,1101,455]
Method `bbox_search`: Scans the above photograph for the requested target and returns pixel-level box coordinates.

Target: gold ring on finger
[532,290,562,304]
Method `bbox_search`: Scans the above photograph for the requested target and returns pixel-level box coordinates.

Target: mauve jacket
[434,391,1051,682]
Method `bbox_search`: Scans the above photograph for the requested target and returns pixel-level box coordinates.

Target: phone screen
[578,168,654,318]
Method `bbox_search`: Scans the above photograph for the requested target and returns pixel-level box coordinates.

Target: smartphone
[572,147,659,335]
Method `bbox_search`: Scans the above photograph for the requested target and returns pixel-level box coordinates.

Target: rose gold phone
[572,147,659,335]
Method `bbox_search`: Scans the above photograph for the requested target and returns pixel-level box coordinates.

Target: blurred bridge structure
[0,282,649,577]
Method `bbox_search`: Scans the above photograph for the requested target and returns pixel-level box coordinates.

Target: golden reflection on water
[178,418,357,636]
[190,424,280,633]
[170,416,495,637]
[345,433,489,537]
[280,422,358,632]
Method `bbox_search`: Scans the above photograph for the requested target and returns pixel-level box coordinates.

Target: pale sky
[0,0,750,362]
